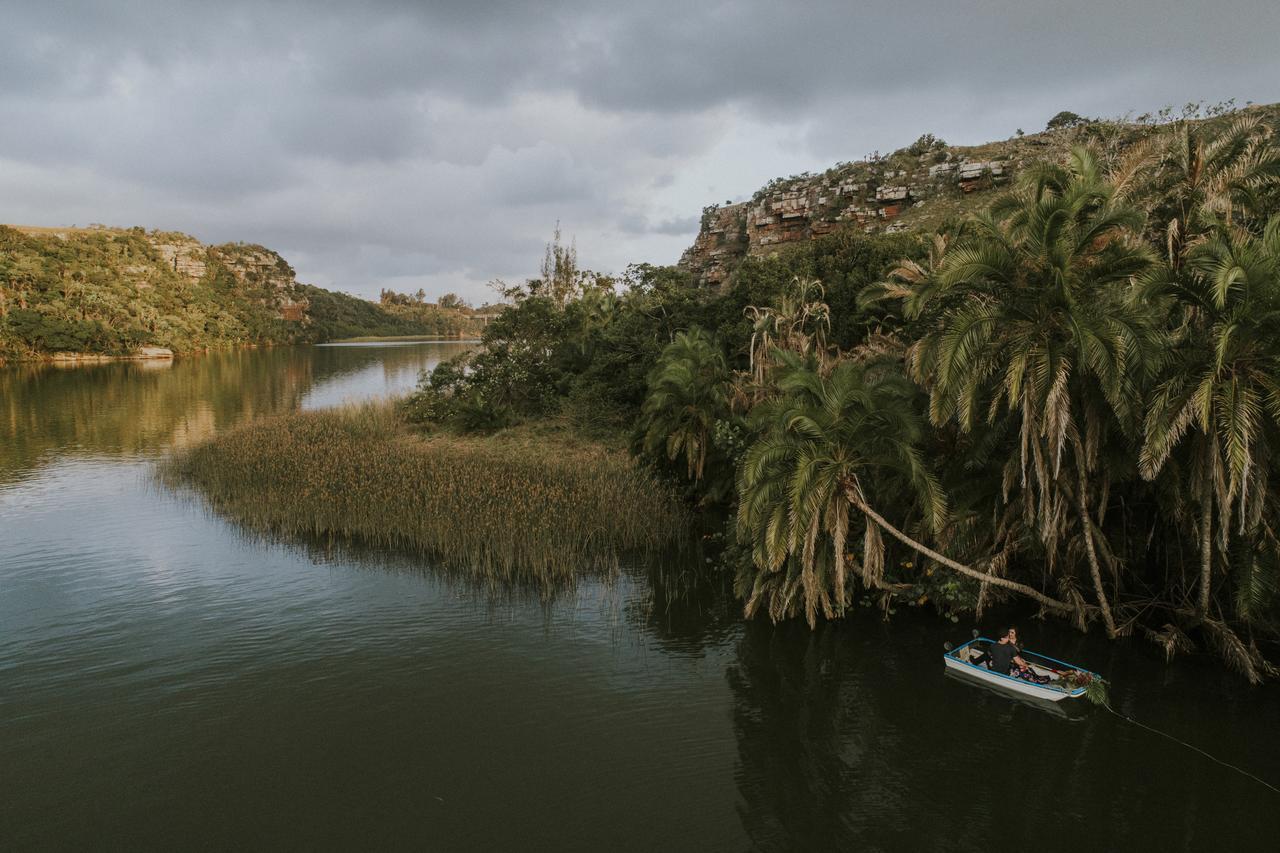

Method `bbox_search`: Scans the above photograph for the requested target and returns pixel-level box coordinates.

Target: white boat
[943,637,1096,702]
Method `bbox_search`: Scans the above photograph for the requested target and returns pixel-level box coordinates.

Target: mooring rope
[1103,702,1280,797]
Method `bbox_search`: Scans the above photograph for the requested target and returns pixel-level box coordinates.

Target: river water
[2,343,1278,851]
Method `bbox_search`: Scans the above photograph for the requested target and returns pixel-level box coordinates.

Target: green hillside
[0,225,481,362]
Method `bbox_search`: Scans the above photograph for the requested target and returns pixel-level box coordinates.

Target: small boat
[943,637,1098,703]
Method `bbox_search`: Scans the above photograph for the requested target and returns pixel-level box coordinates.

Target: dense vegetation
[164,404,686,580]
[301,285,479,341]
[402,108,1280,680]
[0,225,479,361]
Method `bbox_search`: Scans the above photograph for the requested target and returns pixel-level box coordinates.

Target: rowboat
[943,637,1097,703]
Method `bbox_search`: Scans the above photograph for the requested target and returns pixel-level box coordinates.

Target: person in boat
[986,627,1049,683]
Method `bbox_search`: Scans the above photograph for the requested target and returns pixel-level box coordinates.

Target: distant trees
[1046,110,1090,131]
[906,133,947,156]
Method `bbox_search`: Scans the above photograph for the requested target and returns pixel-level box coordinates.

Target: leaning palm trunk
[1198,498,1213,616]
[1070,435,1119,637]
[847,488,1073,615]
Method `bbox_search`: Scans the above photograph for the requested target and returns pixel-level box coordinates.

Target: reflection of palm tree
[727,622,881,849]
[725,620,1120,850]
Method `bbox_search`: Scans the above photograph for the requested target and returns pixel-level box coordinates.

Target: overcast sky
[2,1,1278,303]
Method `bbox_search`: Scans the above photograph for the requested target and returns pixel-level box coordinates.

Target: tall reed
[163,403,687,581]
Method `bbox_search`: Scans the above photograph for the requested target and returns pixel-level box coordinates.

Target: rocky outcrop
[679,144,1020,285]
[151,233,209,280]
[677,106,1280,286]
[148,232,308,322]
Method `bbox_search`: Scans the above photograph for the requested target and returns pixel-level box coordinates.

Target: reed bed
[163,403,688,582]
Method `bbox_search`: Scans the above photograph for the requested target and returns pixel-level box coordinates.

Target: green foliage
[400,241,713,437]
[735,353,943,626]
[0,226,471,361]
[905,133,947,156]
[637,327,730,484]
[1050,669,1110,705]
[6,308,127,353]
[1046,110,1091,131]
[720,231,922,353]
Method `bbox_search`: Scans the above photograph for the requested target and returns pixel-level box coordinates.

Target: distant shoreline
[0,347,178,367]
[324,335,482,344]
[0,337,485,367]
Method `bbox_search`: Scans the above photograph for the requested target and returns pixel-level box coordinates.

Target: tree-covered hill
[0,225,482,362]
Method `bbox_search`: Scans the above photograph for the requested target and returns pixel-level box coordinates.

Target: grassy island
[165,405,687,581]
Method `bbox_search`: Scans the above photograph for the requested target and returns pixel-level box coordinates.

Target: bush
[1046,110,1090,131]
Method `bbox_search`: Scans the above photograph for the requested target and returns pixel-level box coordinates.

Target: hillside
[0,225,483,362]
[680,102,1280,285]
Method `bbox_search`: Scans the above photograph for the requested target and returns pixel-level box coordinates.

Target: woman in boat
[989,627,1049,683]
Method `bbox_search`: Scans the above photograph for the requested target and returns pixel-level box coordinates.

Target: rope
[1103,702,1280,797]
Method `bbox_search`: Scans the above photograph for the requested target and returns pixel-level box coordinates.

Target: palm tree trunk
[1071,436,1118,638]
[847,491,1072,614]
[1198,498,1213,617]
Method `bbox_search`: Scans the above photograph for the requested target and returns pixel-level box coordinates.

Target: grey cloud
[617,212,699,237]
[0,0,1277,304]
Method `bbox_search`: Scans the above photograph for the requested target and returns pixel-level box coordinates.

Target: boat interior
[951,639,1069,686]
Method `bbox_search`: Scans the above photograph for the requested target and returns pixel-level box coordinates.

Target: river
[2,343,1278,851]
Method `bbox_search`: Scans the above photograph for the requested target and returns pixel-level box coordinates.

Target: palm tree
[1120,113,1280,270]
[1141,214,1280,618]
[741,276,833,398]
[638,327,729,482]
[892,147,1161,636]
[736,353,1071,627]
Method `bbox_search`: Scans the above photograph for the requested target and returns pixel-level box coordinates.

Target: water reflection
[0,342,473,485]
[5,342,1280,850]
[726,613,1280,851]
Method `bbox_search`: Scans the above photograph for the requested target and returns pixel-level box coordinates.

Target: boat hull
[943,638,1091,702]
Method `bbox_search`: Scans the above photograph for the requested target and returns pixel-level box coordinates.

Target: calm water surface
[2,343,1279,851]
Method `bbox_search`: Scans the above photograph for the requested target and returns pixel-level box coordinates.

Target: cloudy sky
[2,1,1278,303]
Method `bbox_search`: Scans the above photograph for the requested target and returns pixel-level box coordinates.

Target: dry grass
[4,224,119,236]
[163,403,688,581]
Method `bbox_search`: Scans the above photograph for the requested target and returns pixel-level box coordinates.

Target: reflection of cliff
[0,343,471,486]
[0,350,310,483]
[728,621,907,849]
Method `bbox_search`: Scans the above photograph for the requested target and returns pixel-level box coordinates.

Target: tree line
[405,110,1280,680]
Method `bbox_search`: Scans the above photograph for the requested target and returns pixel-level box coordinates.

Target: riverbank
[328,334,483,344]
[0,346,175,366]
[163,404,687,581]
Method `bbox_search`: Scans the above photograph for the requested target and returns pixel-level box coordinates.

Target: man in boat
[984,627,1050,684]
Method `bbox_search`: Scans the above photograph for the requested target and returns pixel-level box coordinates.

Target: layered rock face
[678,143,1025,286]
[149,231,308,321]
[673,105,1280,286]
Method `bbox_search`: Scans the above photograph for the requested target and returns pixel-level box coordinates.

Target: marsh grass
[163,402,688,582]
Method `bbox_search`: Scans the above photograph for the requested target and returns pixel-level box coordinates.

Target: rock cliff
[678,104,1280,286]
